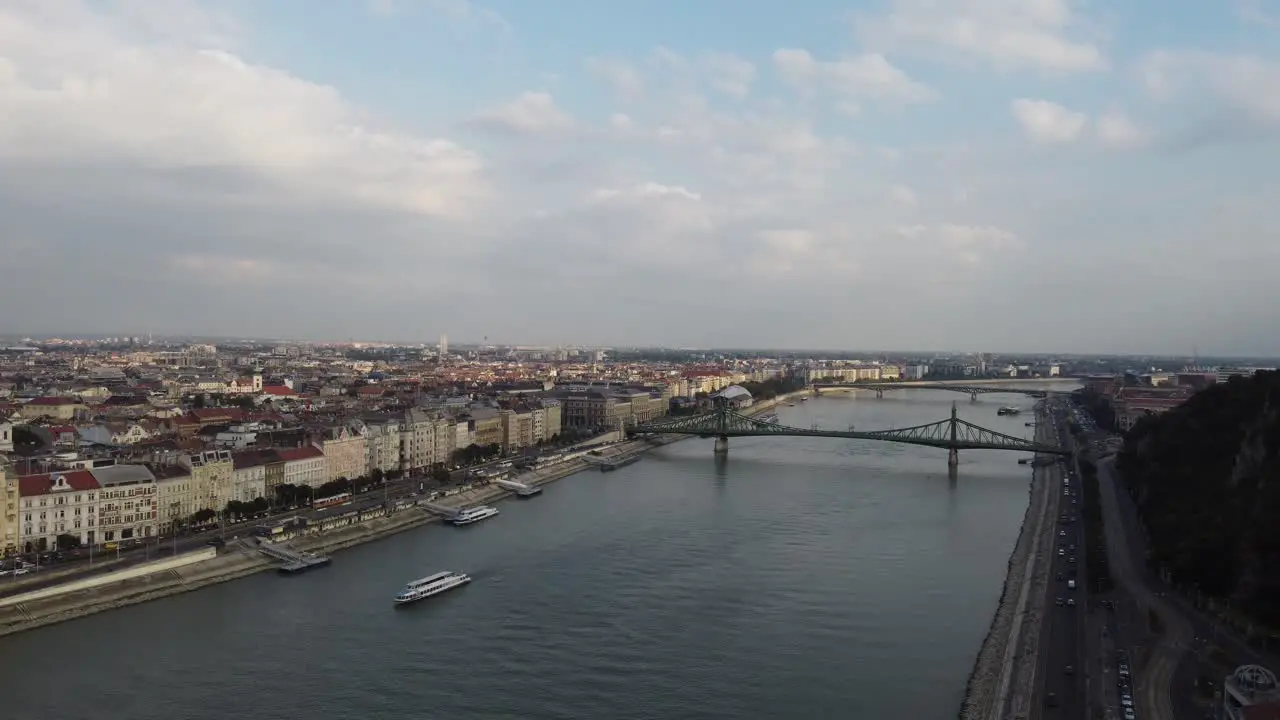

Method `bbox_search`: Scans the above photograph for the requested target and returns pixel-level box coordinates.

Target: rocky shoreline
[958,408,1055,719]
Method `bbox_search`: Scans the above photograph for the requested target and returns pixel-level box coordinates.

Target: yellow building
[1,464,17,555]
[182,450,234,514]
[318,425,366,483]
[153,466,195,534]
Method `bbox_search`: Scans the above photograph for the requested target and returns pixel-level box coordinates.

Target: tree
[193,393,207,409]
[1117,370,1280,629]
[189,508,217,525]
[430,466,451,483]
[55,533,80,550]
[370,468,385,485]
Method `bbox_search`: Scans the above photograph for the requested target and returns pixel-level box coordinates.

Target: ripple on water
[0,393,1056,720]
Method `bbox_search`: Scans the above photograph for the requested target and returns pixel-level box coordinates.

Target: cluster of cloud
[1,0,1278,352]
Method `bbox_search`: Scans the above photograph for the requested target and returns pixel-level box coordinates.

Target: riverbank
[958,401,1056,719]
[0,392,809,638]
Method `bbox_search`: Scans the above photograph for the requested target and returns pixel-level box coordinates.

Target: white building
[279,445,326,488]
[231,451,270,503]
[88,465,158,543]
[17,469,100,551]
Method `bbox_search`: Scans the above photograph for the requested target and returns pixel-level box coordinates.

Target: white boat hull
[394,575,471,605]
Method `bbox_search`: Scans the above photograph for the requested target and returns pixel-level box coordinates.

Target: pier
[420,501,462,519]
[258,543,332,574]
[495,479,542,497]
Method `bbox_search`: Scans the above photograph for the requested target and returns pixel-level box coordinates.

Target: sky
[2,0,1279,355]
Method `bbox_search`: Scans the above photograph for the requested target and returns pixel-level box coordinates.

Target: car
[1120,695,1133,708]
[1056,597,1064,606]
[1056,573,1064,581]
[1064,665,1075,675]
[1046,692,1058,707]
[1060,530,1067,537]
[1067,598,1076,606]
[1123,708,1135,720]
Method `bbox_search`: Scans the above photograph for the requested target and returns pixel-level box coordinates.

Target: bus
[312,492,352,510]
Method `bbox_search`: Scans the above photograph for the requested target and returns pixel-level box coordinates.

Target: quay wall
[0,548,217,608]
[957,401,1056,719]
[0,393,802,639]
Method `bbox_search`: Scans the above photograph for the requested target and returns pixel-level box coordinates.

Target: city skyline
[2,1,1278,354]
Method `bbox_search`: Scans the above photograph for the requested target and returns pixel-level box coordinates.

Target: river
[0,385,1077,719]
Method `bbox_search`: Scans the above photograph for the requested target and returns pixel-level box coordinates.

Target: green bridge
[627,399,1071,468]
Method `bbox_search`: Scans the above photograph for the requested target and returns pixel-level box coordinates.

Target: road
[1031,396,1088,719]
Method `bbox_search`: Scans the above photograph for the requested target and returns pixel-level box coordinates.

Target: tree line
[1116,370,1280,631]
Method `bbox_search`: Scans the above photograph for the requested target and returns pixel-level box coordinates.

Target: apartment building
[17,469,100,551]
[152,464,195,534]
[279,445,326,488]
[231,449,276,503]
[182,450,234,514]
[400,408,454,471]
[315,424,366,483]
[88,465,157,542]
[1,465,17,555]
[362,418,403,476]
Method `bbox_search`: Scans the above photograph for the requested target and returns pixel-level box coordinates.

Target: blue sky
[2,0,1279,354]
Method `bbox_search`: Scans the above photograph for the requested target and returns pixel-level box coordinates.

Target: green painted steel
[629,401,1070,455]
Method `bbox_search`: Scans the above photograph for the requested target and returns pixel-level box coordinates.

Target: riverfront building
[1222,665,1280,720]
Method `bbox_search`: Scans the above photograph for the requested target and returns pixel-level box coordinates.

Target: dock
[495,479,542,497]
[258,543,332,575]
[420,502,462,519]
[599,454,642,472]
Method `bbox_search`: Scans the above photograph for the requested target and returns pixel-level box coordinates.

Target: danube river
[0,386,1076,719]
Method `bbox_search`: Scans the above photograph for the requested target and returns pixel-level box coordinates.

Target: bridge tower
[970,391,978,402]
[948,402,960,469]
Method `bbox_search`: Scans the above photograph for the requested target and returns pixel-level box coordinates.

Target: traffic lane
[1098,456,1191,719]
[1047,576,1084,717]
[0,541,191,597]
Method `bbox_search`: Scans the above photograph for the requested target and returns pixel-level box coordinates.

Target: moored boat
[448,505,499,526]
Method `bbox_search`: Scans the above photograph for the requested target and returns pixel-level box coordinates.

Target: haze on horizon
[1,0,1278,356]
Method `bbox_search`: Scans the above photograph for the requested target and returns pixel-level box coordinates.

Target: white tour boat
[448,505,500,526]
[393,570,471,606]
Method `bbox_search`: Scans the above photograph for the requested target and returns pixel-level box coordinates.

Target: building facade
[17,469,100,551]
[89,465,158,542]
[183,450,235,514]
[153,466,195,534]
[319,425,366,483]
[1,465,17,555]
[279,445,326,488]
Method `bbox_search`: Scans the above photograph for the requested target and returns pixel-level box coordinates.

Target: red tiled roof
[276,445,324,462]
[261,386,296,396]
[26,396,80,406]
[19,469,100,496]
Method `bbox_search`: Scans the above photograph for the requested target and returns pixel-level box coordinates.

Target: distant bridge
[628,399,1071,468]
[810,380,1066,400]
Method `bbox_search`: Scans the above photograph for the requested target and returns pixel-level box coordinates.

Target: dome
[1234,665,1278,693]
[715,385,752,400]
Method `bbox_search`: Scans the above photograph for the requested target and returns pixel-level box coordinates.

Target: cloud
[856,0,1107,72]
[0,5,486,219]
[1139,51,1280,126]
[1095,112,1151,149]
[369,0,509,29]
[1010,99,1088,143]
[772,49,936,111]
[468,92,577,136]
[1236,0,1280,26]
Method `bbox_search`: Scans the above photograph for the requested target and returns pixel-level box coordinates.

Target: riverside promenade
[959,400,1059,719]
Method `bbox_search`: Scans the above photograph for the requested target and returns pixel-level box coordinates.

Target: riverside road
[0,385,1080,720]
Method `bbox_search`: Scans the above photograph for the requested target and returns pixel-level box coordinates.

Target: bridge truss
[628,402,1069,455]
[811,383,1049,399]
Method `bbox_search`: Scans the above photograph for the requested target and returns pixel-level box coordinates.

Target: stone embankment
[958,405,1057,719]
[0,455,595,638]
[0,393,805,638]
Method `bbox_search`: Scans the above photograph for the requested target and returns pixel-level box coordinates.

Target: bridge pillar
[948,448,959,469]
[970,391,978,402]
[875,389,884,399]
[714,435,729,455]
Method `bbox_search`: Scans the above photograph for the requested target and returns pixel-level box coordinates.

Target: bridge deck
[630,401,1070,455]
